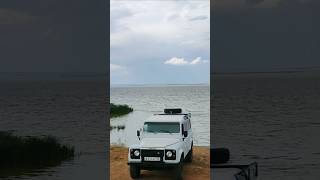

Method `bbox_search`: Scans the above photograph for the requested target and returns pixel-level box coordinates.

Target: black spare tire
[210,148,230,164]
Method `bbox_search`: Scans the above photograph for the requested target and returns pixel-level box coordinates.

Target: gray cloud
[111,0,210,84]
[189,15,208,21]
[167,13,180,21]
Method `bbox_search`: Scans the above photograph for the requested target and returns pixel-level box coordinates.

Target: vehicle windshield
[143,122,180,133]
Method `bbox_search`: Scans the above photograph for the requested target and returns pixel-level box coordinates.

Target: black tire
[129,164,141,179]
[185,143,193,163]
[174,155,184,180]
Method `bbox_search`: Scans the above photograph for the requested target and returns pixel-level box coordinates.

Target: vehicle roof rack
[153,108,191,119]
[164,108,182,114]
[155,113,189,116]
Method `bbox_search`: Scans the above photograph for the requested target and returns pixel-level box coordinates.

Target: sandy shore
[110,146,210,180]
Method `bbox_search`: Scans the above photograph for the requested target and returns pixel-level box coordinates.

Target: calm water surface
[110,85,210,147]
[212,72,320,180]
[0,80,107,180]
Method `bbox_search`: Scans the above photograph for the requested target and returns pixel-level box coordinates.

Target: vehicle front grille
[141,150,164,161]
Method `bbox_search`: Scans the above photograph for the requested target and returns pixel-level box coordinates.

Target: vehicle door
[185,119,192,150]
[181,123,188,158]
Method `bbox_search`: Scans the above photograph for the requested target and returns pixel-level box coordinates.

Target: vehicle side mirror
[137,130,140,137]
[183,131,188,137]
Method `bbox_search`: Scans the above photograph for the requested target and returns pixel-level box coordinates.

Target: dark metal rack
[211,162,258,180]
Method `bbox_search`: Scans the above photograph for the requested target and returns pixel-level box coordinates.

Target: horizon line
[110,83,210,87]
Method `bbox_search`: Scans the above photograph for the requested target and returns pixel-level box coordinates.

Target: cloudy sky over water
[0,0,107,74]
[214,0,320,73]
[110,0,210,85]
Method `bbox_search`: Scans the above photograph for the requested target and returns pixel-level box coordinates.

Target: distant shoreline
[111,83,210,88]
[212,70,320,78]
[213,68,320,75]
[0,72,107,81]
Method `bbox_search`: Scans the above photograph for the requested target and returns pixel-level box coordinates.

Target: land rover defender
[127,108,193,179]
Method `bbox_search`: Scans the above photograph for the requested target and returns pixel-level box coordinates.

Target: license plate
[144,157,160,161]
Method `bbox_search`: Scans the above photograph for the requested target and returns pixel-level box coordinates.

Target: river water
[212,72,320,180]
[4,72,319,179]
[110,85,210,147]
[0,80,108,180]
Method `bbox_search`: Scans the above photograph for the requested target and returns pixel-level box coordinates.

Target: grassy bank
[0,131,75,168]
[111,103,133,118]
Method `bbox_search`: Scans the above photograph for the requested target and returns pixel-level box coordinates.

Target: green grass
[0,131,75,169]
[110,103,133,118]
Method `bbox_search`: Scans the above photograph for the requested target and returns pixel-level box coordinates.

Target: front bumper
[128,162,180,170]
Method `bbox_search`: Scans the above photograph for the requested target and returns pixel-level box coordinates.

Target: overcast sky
[0,0,107,74]
[110,0,210,85]
[2,0,319,79]
[213,0,320,73]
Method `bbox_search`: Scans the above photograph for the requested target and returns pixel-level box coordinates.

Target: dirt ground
[110,146,210,180]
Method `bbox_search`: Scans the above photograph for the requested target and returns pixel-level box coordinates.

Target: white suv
[127,108,193,180]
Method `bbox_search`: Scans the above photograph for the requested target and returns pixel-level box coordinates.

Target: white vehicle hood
[140,137,180,148]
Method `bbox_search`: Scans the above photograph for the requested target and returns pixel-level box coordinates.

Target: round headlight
[134,150,140,157]
[166,151,173,157]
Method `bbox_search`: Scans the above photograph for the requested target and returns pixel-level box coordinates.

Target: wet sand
[110,146,210,180]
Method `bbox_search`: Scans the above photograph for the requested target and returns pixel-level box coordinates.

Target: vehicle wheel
[129,164,141,179]
[185,144,193,163]
[174,155,184,180]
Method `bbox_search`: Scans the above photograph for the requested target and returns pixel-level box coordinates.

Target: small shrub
[0,131,75,168]
[110,103,133,118]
